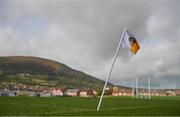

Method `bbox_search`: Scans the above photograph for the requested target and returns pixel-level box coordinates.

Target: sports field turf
[0,96,180,116]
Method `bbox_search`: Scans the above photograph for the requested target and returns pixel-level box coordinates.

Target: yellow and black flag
[122,30,140,54]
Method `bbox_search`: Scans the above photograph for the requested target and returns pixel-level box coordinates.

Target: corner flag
[122,30,140,54]
[97,28,140,111]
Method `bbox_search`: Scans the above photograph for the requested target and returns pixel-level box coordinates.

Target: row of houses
[2,86,180,97]
[0,88,98,97]
[112,86,180,96]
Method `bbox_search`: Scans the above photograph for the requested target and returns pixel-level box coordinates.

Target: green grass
[0,96,180,116]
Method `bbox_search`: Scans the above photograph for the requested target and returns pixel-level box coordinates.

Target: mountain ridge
[0,56,111,91]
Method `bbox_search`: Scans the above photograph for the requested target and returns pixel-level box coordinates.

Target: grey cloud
[0,0,180,88]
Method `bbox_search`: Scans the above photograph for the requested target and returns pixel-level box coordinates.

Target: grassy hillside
[0,56,109,90]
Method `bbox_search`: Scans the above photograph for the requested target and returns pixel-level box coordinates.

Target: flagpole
[132,78,134,97]
[97,28,127,111]
[136,78,138,99]
[148,78,151,100]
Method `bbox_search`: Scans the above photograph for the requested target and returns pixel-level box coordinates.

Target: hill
[0,56,110,90]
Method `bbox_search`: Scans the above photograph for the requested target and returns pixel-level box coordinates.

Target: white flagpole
[132,78,134,97]
[148,78,151,100]
[97,28,127,111]
[136,78,138,99]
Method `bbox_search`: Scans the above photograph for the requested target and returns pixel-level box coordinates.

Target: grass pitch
[0,96,180,116]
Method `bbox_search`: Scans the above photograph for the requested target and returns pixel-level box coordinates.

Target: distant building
[79,89,97,97]
[80,90,87,97]
[64,89,80,96]
[8,91,16,97]
[0,89,11,96]
[51,88,63,96]
[166,90,176,96]
[150,89,166,96]
[175,90,180,96]
[0,90,9,96]
[17,91,36,97]
[112,87,132,96]
[39,92,51,97]
[35,89,51,97]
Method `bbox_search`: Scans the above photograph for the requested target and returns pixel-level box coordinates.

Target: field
[0,96,180,116]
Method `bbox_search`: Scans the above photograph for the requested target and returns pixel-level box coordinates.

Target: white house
[65,89,80,96]
[51,88,63,96]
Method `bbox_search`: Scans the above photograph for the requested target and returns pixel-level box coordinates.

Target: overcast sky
[0,0,180,89]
